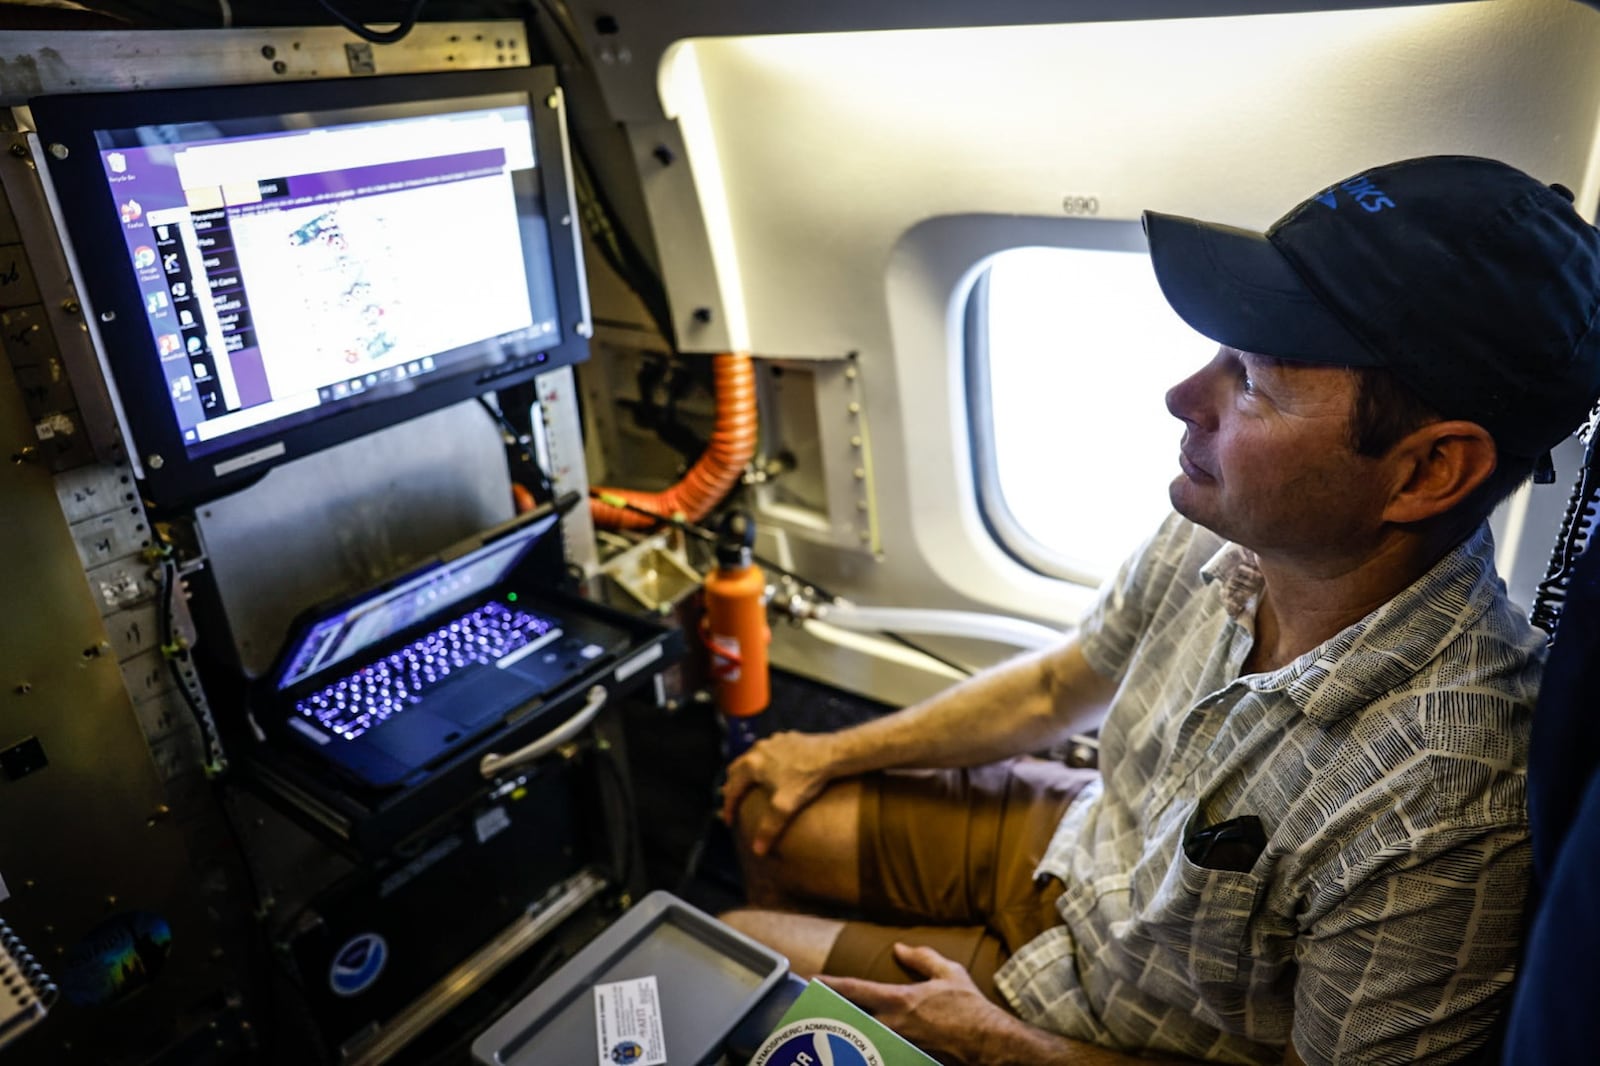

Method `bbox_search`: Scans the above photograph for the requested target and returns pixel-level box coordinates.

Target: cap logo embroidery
[1314,190,1339,209]
[1339,173,1395,213]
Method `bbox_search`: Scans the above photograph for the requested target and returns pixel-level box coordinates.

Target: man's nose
[1165,361,1216,428]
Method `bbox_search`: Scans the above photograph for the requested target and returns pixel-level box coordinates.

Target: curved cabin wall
[581,0,1600,700]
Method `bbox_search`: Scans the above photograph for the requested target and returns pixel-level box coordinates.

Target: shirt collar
[1199,542,1264,619]
[1294,524,1503,725]
[1199,524,1504,727]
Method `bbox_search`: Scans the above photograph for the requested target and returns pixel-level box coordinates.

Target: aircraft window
[968,246,1214,583]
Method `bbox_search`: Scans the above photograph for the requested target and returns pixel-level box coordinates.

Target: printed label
[751,1019,883,1066]
[594,975,667,1066]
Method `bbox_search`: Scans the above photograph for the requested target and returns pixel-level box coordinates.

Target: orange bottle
[703,512,771,730]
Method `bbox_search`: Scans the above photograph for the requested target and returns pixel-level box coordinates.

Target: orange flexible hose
[589,351,758,529]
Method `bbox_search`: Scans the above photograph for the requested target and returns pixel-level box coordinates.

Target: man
[720,156,1600,1065]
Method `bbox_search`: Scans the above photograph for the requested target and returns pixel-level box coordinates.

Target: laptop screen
[275,512,561,690]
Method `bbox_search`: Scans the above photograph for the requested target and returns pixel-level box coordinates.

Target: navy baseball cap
[1144,155,1600,459]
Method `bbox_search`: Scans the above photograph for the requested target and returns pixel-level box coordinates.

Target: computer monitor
[30,66,588,508]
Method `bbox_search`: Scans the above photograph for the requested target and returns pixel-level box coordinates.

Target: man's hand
[823,944,1017,1065]
[720,730,838,855]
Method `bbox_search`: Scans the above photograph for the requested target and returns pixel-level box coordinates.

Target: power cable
[314,0,430,44]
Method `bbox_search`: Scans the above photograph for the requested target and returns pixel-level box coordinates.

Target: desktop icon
[156,334,181,356]
[163,253,181,274]
[170,282,188,298]
[194,362,209,380]
[169,375,193,401]
[145,291,169,315]
[178,309,194,326]
[349,378,365,392]
[186,336,203,354]
[132,246,157,269]
[106,152,127,174]
[119,200,142,224]
[155,225,170,241]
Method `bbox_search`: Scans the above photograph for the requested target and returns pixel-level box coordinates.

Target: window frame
[964,222,1181,586]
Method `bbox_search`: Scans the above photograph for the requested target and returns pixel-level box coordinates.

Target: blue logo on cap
[1315,190,1339,209]
[329,932,388,997]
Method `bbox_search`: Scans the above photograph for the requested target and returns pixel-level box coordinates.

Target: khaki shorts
[823,759,1097,1004]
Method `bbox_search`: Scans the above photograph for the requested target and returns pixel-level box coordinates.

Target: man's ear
[1381,420,1499,524]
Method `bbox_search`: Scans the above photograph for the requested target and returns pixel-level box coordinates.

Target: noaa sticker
[750,1019,884,1066]
[609,1039,644,1063]
[328,932,388,998]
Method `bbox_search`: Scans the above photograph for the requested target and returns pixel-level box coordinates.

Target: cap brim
[1143,210,1380,368]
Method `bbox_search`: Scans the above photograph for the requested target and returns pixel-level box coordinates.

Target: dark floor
[619,667,896,915]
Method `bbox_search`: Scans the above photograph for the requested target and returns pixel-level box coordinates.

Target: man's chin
[1169,480,1226,537]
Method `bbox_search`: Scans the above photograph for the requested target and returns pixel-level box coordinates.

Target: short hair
[1347,366,1535,527]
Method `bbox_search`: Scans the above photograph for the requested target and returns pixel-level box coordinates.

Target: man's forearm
[823,638,1114,777]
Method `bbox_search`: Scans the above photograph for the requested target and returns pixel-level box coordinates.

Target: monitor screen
[32,67,588,507]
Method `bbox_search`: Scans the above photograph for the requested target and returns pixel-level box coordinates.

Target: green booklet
[747,979,940,1066]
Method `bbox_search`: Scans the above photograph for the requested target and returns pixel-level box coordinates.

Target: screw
[845,366,857,380]
[652,144,676,166]
[147,454,164,469]
[60,298,80,314]
[850,435,862,447]
[273,60,287,75]
[14,682,31,694]
[8,143,25,158]
[546,91,561,109]
[261,45,276,59]
[48,143,68,160]
[848,402,861,415]
[576,321,593,338]
[692,307,713,324]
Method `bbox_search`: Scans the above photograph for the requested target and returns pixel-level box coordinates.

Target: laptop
[257,496,632,789]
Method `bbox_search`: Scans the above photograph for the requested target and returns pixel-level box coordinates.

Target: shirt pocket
[1136,806,1264,985]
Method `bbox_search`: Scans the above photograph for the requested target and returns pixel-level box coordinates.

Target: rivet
[847,402,861,415]
[147,454,164,469]
[850,435,862,448]
[845,366,857,380]
[853,468,865,480]
[48,143,68,160]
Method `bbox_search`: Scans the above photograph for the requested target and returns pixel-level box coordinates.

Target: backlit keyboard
[295,601,559,740]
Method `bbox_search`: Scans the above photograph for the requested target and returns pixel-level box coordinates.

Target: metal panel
[194,399,514,678]
[750,354,879,554]
[0,21,532,106]
[0,328,217,1066]
[536,365,600,576]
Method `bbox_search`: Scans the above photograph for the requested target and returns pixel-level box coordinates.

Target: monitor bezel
[30,65,586,510]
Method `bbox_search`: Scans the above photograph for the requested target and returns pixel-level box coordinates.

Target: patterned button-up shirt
[994,514,1540,1065]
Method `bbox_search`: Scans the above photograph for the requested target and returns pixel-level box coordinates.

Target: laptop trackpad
[366,708,476,765]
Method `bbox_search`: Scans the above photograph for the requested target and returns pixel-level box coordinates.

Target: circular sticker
[328,932,388,998]
[750,1019,883,1066]
[610,1039,645,1063]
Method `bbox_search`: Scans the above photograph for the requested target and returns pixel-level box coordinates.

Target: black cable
[157,556,229,772]
[314,0,429,44]
[589,492,977,677]
[590,738,637,895]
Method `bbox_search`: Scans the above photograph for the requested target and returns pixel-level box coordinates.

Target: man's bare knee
[731,779,864,908]
[719,906,845,978]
